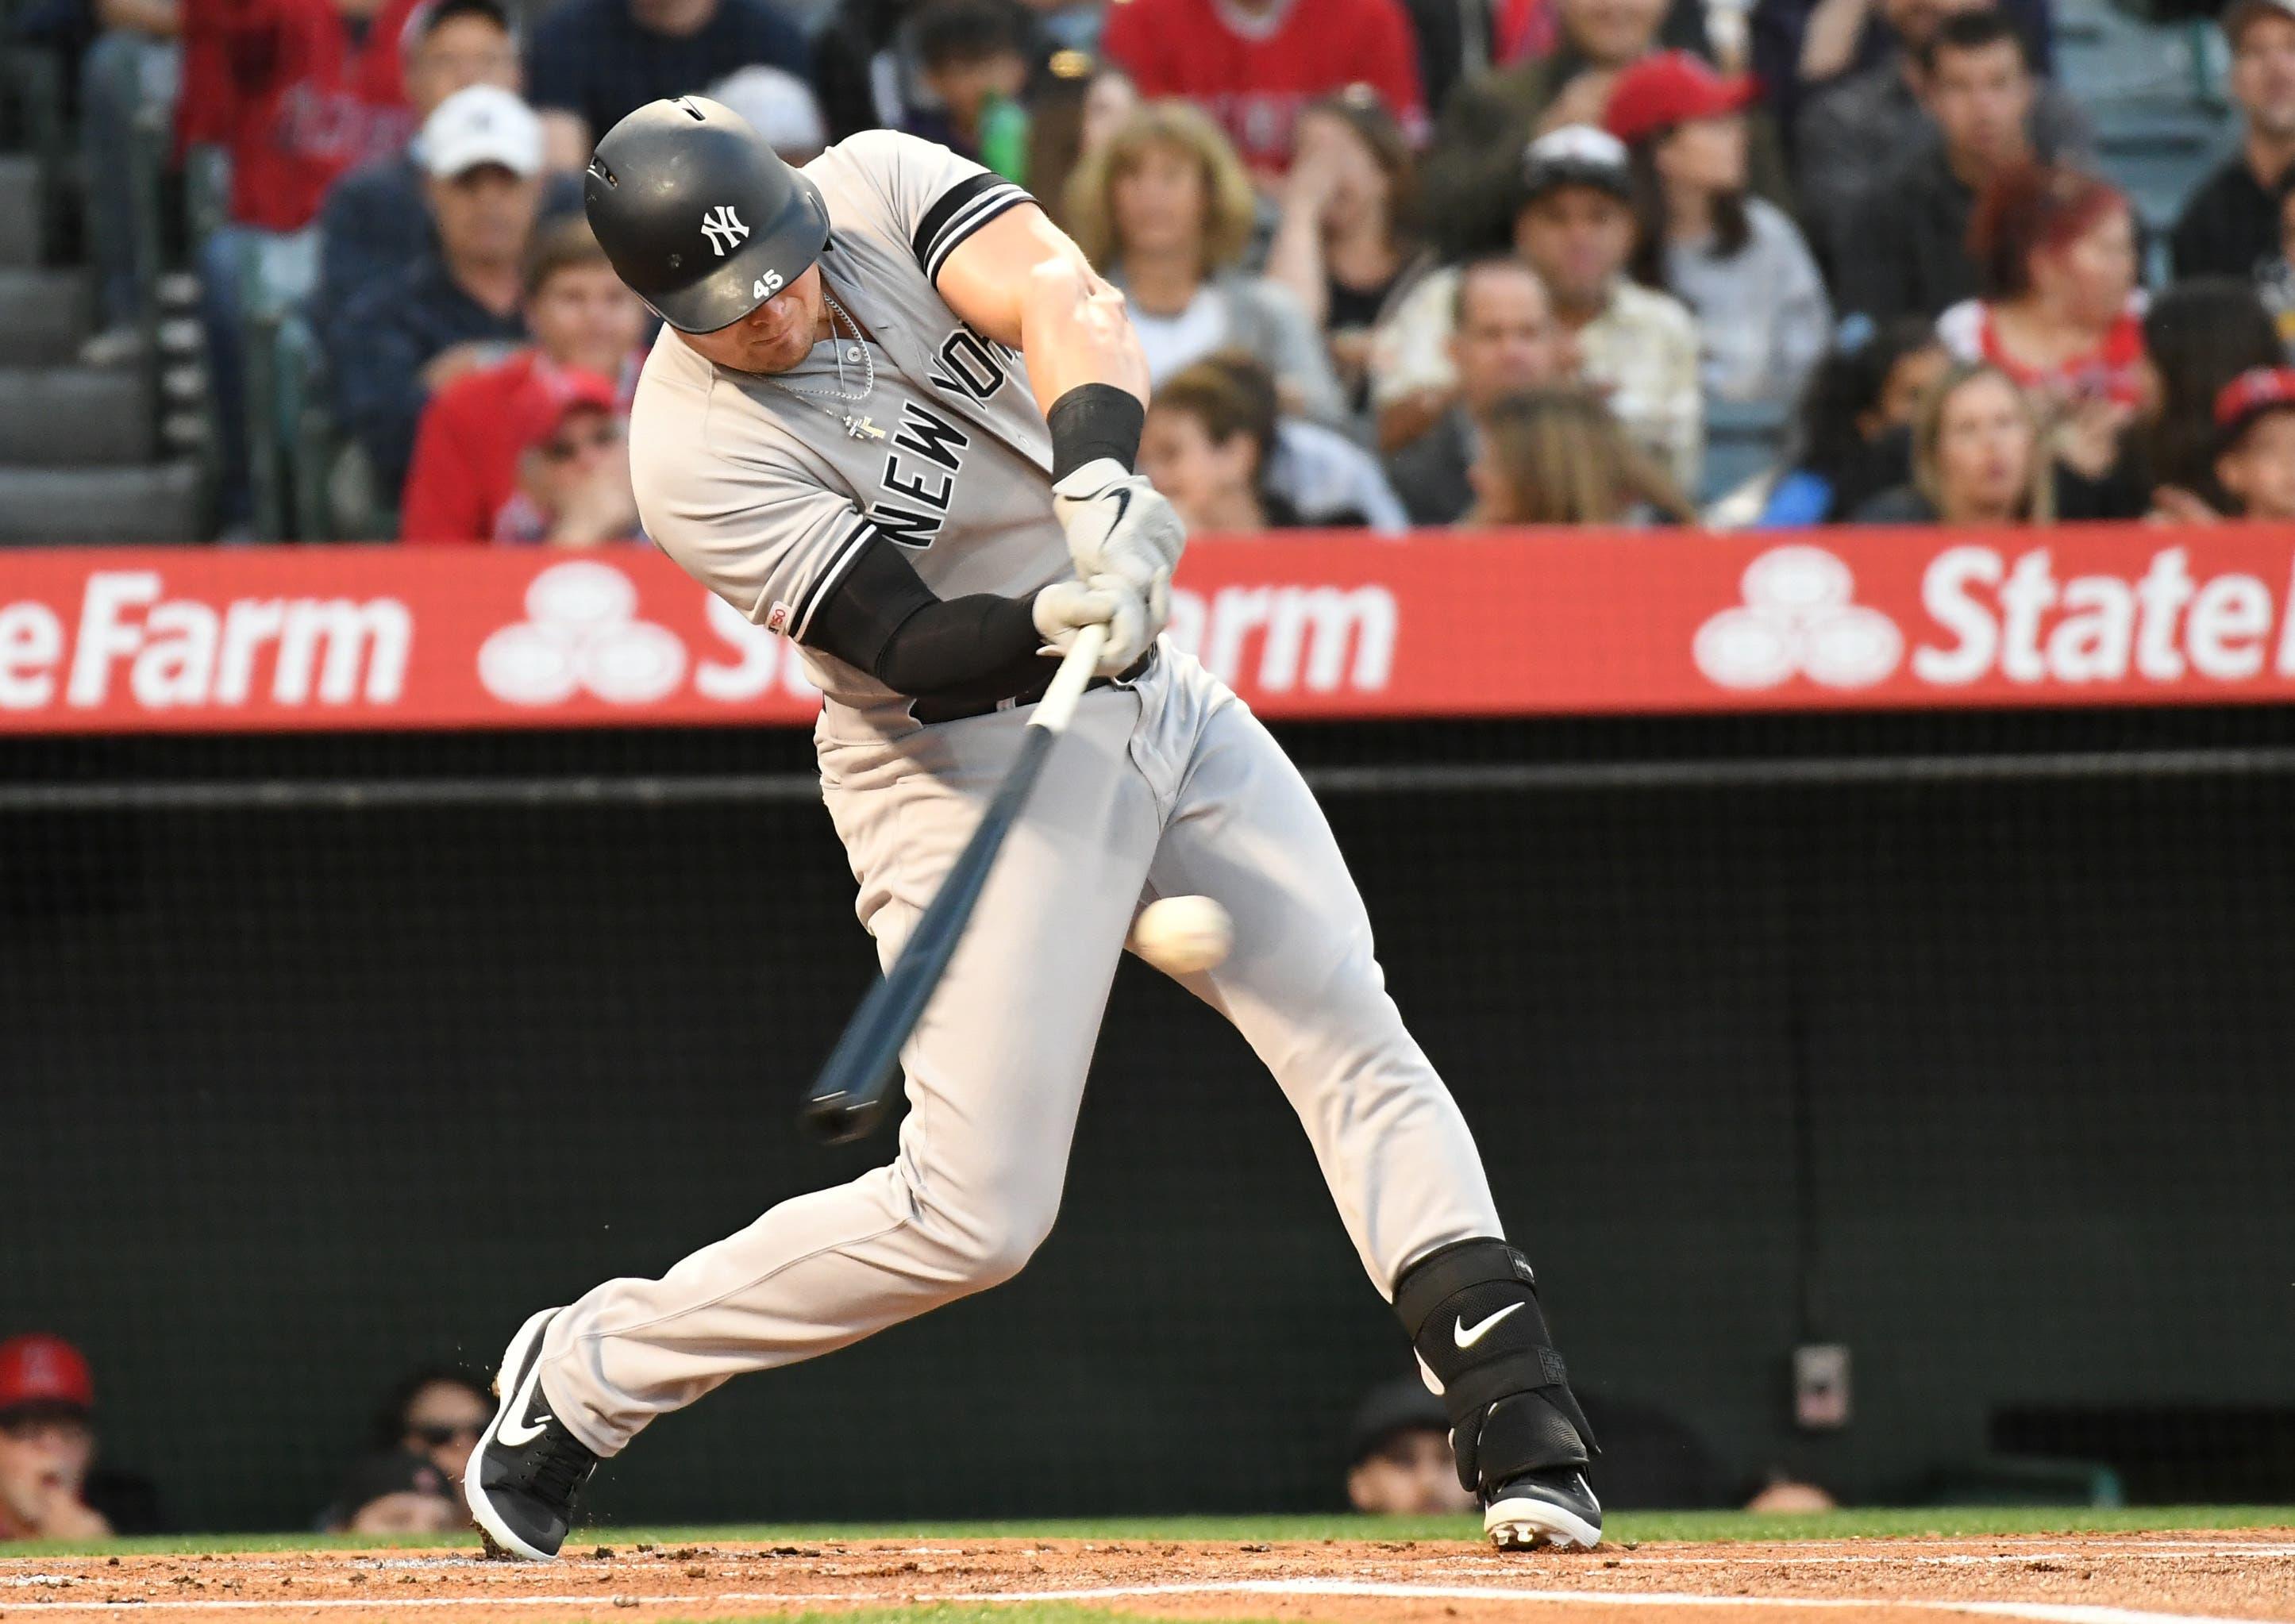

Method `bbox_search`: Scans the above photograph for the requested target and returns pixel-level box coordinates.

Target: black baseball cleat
[465,1307,599,1561]
[1484,1467,1603,1551]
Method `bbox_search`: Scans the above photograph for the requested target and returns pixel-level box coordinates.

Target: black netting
[5,710,2293,1531]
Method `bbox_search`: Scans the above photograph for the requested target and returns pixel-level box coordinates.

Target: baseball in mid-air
[1128,895,1234,975]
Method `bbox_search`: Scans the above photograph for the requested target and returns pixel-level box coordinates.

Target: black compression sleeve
[1047,383,1145,480]
[804,531,1046,697]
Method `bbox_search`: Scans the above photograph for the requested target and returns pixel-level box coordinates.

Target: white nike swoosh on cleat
[495,1351,552,1448]
[1454,1302,1525,1348]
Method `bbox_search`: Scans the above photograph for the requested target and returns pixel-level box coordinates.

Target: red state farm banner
[4,525,2295,733]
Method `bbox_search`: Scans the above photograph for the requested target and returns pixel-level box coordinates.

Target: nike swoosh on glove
[1034,575,1153,677]
[1051,458,1187,603]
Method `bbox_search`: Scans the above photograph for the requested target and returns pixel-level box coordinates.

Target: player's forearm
[807,534,1047,697]
[1017,256,1150,425]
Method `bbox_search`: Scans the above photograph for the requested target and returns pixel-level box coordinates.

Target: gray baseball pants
[535,645,1504,1455]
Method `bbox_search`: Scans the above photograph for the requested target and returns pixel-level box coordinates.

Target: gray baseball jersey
[631,131,1068,720]
[530,132,1515,1460]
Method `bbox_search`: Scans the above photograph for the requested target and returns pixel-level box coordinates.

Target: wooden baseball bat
[799,622,1110,1144]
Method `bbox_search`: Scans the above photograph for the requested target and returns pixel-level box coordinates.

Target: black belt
[911,646,1157,725]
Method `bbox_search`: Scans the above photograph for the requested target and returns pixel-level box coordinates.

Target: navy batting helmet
[583,96,830,333]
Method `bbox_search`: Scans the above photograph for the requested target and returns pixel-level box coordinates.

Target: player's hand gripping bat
[800,622,1111,1143]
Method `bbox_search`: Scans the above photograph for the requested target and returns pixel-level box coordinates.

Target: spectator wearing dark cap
[2172,0,2295,283]
[331,85,546,505]
[1373,126,1700,489]
[1832,9,2039,327]
[1609,51,1829,410]
[1792,0,2090,265]
[0,1336,161,1543]
[1344,1379,1474,1515]
[522,0,811,172]
[2210,368,2295,520]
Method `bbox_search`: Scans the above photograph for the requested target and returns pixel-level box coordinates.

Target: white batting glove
[1033,574,1153,677]
[1052,458,1187,609]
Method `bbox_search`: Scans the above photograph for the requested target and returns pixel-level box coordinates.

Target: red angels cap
[1603,51,1761,146]
[2213,366,2295,445]
[511,367,621,454]
[0,1334,95,1414]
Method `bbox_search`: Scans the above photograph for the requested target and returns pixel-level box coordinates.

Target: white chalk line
[0,1576,2290,1624]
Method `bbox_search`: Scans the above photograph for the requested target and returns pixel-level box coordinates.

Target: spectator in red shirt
[1100,0,1426,176]
[181,0,424,529]
[401,217,645,541]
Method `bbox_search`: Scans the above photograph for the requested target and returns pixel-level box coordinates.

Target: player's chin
[741,326,814,375]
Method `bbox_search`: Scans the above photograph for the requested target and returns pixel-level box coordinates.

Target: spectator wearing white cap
[329,84,547,504]
[1369,125,1702,491]
[2173,0,2295,282]
[318,0,589,345]
[707,65,830,164]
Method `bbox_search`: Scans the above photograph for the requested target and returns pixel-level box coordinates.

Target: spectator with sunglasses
[401,217,645,541]
[495,380,642,545]
[318,1366,488,1533]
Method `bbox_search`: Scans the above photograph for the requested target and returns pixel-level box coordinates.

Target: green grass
[6,1504,2288,1561]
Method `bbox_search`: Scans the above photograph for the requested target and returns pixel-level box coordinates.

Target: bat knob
[801,1092,883,1145]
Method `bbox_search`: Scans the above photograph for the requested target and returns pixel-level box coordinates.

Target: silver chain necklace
[773,287,885,440]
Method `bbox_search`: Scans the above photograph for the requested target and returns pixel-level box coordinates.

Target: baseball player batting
[464,97,1601,1560]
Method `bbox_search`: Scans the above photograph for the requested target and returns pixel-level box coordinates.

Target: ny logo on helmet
[699,206,749,257]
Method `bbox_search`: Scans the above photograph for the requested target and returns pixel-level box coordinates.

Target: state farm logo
[1694,546,1903,691]
[479,561,687,706]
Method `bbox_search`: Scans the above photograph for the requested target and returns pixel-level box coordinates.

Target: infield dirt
[4,1530,2293,1624]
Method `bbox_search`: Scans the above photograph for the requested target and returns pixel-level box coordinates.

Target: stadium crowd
[19,0,2295,542]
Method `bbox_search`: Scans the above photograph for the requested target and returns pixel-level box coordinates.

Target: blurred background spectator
[491,372,641,542]
[77,0,183,364]
[1066,102,1345,419]
[1384,255,1569,523]
[2210,364,2295,520]
[1609,50,1829,410]
[0,1336,161,1543]
[1142,355,1354,529]
[2138,279,2287,517]
[2171,0,2295,283]
[1469,383,1696,522]
[1733,315,1946,525]
[523,0,811,171]
[1792,0,2090,270]
[320,1449,461,1534]
[181,0,425,532]
[1373,124,1701,494]
[401,217,643,540]
[1342,1379,1473,1515]
[895,0,1034,163]
[314,0,567,344]
[1189,350,1409,526]
[330,84,544,508]
[707,64,830,164]
[1099,0,1426,176]
[1265,88,1431,416]
[1857,359,2053,522]
[1835,10,2043,326]
[315,1366,487,1532]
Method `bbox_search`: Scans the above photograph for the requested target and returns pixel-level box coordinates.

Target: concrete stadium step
[0,267,93,364]
[0,462,203,544]
[0,366,154,464]
[0,156,40,267]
